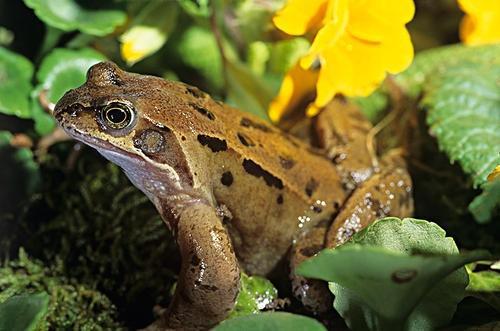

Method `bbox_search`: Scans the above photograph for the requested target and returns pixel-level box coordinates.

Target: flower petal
[458,0,500,15]
[301,0,349,68]
[268,62,318,122]
[273,0,329,36]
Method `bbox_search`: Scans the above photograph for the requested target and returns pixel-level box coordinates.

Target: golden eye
[102,102,134,129]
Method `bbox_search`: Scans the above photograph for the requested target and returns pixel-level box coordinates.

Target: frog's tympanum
[54,62,413,330]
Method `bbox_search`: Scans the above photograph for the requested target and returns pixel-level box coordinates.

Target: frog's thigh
[326,160,413,248]
[289,220,332,313]
[161,203,240,330]
[313,98,374,188]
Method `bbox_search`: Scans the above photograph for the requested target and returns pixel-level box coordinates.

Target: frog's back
[143,81,349,274]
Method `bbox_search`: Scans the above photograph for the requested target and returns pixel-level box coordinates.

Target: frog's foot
[153,203,241,330]
[326,154,413,247]
[290,220,332,313]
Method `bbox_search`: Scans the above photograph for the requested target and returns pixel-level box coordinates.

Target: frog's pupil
[107,107,127,124]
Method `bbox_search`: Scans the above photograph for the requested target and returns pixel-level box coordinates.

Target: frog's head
[54,62,204,204]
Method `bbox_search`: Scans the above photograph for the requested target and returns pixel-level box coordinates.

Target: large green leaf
[468,179,500,224]
[0,47,33,118]
[229,273,278,318]
[396,44,500,98]
[31,48,106,135]
[23,0,126,36]
[0,293,49,331]
[466,263,500,312]
[422,60,500,188]
[297,218,492,331]
[214,312,326,331]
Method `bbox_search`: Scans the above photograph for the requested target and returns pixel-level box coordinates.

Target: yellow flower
[120,26,167,65]
[458,0,500,46]
[487,165,500,182]
[270,0,415,120]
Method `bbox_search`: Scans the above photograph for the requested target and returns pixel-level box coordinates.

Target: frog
[54,62,413,330]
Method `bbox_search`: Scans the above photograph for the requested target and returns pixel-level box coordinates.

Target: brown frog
[54,62,413,330]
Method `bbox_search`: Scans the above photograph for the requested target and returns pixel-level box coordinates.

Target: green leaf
[468,179,500,224]
[176,26,225,91]
[214,312,327,331]
[230,273,277,318]
[397,44,500,98]
[466,263,500,312]
[0,131,41,214]
[226,59,273,121]
[422,60,500,188]
[0,292,49,331]
[297,218,492,331]
[268,38,310,75]
[120,0,178,65]
[31,48,106,135]
[232,0,283,44]
[0,47,33,118]
[178,0,210,18]
[23,0,126,36]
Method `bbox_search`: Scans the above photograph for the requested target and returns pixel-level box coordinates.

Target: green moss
[0,248,123,330]
[19,148,179,327]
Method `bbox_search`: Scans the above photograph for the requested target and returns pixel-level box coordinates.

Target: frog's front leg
[290,220,332,313]
[156,203,240,330]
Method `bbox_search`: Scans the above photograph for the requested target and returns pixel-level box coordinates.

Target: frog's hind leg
[326,152,413,248]
[147,203,240,331]
[289,219,332,313]
[312,98,375,192]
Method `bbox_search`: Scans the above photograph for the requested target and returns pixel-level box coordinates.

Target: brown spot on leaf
[391,269,417,283]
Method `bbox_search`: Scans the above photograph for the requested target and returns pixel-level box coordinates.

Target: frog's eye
[101,102,134,130]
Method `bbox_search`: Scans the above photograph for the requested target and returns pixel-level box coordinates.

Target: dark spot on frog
[134,129,165,154]
[277,194,283,204]
[237,133,255,147]
[200,284,219,292]
[279,156,296,169]
[191,103,215,120]
[333,201,340,210]
[197,134,228,152]
[191,254,201,266]
[242,159,284,189]
[221,171,233,186]
[240,117,271,133]
[331,152,347,165]
[312,206,322,213]
[185,85,205,99]
[57,103,86,121]
[181,136,186,141]
[305,178,319,197]
[107,70,123,86]
[391,269,417,283]
[300,244,323,258]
